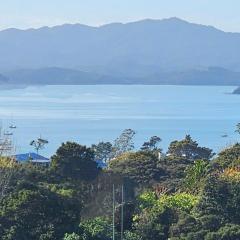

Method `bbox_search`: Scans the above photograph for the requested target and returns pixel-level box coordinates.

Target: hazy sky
[0,0,240,32]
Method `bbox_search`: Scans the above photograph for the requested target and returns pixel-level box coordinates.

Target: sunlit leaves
[221,167,240,182]
[138,191,199,213]
[183,159,209,192]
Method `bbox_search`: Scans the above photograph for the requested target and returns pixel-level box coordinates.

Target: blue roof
[95,159,107,169]
[15,153,49,162]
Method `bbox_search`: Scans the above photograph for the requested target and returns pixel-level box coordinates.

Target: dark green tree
[0,187,80,240]
[167,135,214,160]
[109,151,164,184]
[134,207,175,240]
[235,122,240,134]
[212,143,240,169]
[51,142,99,180]
[196,174,240,224]
[205,224,240,240]
[78,217,112,240]
[91,141,113,164]
[141,136,162,152]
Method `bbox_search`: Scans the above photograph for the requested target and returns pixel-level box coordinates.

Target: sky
[0,0,240,32]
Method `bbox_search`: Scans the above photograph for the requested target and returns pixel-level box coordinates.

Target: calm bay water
[0,85,239,157]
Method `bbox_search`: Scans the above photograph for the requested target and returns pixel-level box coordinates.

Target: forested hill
[2,18,240,85]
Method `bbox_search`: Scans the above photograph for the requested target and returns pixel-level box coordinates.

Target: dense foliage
[0,132,239,240]
[109,151,164,184]
[51,142,99,180]
[167,135,214,160]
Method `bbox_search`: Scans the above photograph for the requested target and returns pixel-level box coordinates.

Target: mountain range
[1,18,240,85]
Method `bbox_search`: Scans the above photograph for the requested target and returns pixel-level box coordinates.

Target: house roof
[95,159,107,168]
[14,153,50,163]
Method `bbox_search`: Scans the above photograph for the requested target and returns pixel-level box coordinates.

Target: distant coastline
[2,67,240,86]
[233,87,240,94]
[0,84,29,90]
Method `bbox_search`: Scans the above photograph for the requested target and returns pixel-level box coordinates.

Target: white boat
[9,124,17,129]
[4,131,13,136]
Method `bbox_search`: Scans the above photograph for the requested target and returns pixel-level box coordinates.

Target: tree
[0,187,80,240]
[79,217,112,240]
[30,138,48,154]
[91,142,113,164]
[213,143,240,169]
[141,136,162,152]
[235,123,240,134]
[158,192,199,213]
[124,231,142,240]
[112,129,136,158]
[135,191,199,240]
[205,224,240,240]
[167,135,214,160]
[109,151,164,184]
[183,159,210,192]
[169,212,199,239]
[196,174,240,224]
[0,157,17,200]
[64,233,81,240]
[51,142,99,180]
[133,203,175,240]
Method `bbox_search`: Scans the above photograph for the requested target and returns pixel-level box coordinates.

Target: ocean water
[0,85,239,157]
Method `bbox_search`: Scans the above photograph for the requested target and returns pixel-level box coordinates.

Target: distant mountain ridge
[4,66,240,86]
[2,18,240,85]
[5,68,100,85]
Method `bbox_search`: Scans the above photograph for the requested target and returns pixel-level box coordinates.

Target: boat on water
[221,134,228,138]
[4,131,13,136]
[9,124,17,129]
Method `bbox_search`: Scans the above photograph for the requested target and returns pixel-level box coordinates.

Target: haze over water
[0,85,239,157]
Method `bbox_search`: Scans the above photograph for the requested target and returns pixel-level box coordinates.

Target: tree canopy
[51,142,99,180]
[213,143,240,169]
[167,135,214,160]
[0,130,239,240]
[109,151,165,184]
[91,141,113,164]
[141,136,162,152]
[0,186,80,240]
[112,129,136,158]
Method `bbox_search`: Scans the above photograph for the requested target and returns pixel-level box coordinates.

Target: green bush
[79,217,112,240]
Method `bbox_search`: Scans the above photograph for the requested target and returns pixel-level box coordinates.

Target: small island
[233,87,240,94]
